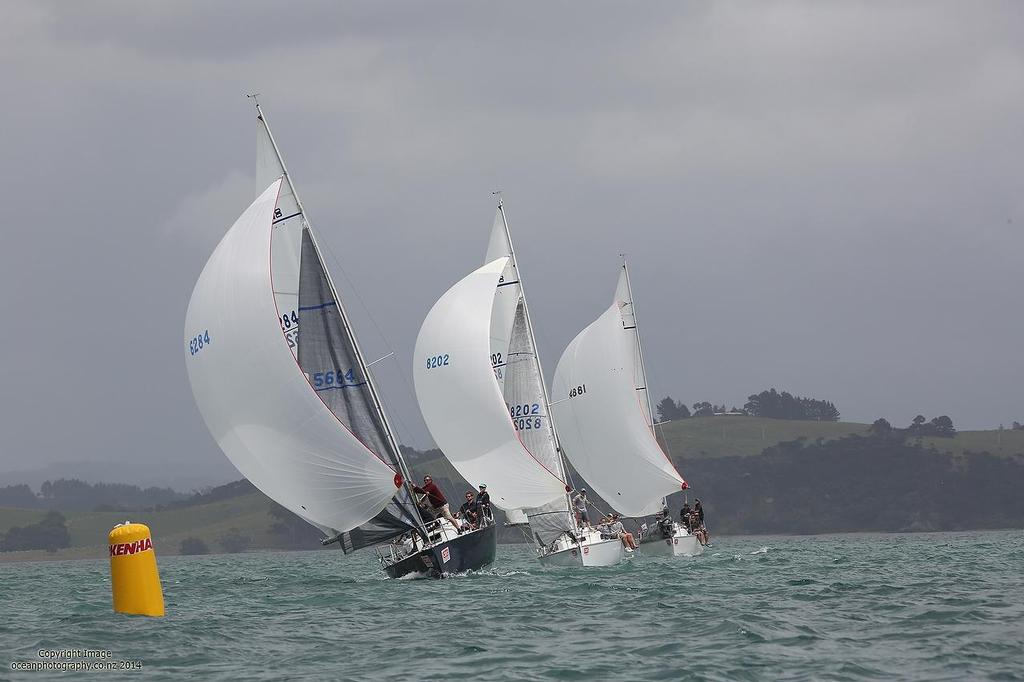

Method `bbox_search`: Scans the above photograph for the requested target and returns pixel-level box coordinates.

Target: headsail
[185,180,404,535]
[615,268,653,427]
[502,302,575,544]
[481,200,575,544]
[413,258,567,511]
[551,265,687,518]
[486,206,520,391]
[257,114,303,355]
[296,231,421,551]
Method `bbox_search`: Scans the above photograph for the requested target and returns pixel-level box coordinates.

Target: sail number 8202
[426,354,450,369]
[510,403,541,431]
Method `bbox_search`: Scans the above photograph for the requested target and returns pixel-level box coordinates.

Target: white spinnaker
[485,207,519,391]
[414,257,567,511]
[185,179,401,533]
[551,300,685,518]
[257,116,303,356]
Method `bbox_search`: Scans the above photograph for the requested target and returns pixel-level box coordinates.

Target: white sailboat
[414,199,624,567]
[184,100,496,578]
[551,258,704,557]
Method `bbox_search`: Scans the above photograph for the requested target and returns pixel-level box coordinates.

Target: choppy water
[2,531,1022,681]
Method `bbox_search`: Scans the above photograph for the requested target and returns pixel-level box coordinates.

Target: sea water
[1,530,1022,680]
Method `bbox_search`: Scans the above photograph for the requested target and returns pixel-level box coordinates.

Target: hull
[383,524,497,579]
[638,527,705,557]
[538,531,625,568]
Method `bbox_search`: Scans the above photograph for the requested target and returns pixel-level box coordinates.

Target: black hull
[383,524,497,579]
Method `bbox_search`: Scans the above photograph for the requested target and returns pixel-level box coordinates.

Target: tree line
[685,430,1024,534]
[656,388,840,423]
[0,478,187,512]
[0,511,71,552]
[870,415,957,438]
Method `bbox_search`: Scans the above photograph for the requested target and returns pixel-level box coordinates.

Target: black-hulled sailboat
[184,99,496,578]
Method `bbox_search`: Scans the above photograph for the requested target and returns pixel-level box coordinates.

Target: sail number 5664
[426,354,449,369]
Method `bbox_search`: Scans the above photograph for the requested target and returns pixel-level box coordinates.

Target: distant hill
[0,491,278,562]
[3,419,1022,562]
[656,416,1024,460]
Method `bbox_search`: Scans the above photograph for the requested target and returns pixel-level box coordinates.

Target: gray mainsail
[502,302,575,546]
[297,230,420,552]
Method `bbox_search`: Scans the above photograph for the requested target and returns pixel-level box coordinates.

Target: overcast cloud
[1,1,1021,488]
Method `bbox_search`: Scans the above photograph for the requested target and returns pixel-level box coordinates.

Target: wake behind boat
[184,100,495,579]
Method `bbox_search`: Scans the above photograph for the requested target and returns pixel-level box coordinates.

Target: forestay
[185,180,403,537]
[551,273,687,518]
[413,258,567,511]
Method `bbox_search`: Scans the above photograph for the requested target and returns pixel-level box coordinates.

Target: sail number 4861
[426,354,450,369]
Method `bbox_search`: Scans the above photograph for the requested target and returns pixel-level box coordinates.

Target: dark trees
[656,397,690,422]
[743,388,840,421]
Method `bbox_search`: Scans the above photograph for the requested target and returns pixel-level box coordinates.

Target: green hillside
[0,492,282,563]
[656,416,1024,461]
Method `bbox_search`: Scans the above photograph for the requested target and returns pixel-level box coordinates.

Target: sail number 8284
[188,330,210,356]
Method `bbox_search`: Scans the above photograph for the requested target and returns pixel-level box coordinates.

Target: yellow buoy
[108,522,164,617]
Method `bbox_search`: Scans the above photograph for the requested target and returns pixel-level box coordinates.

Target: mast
[251,97,425,531]
[621,256,656,426]
[495,198,575,511]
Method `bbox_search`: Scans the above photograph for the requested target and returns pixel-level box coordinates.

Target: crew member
[572,489,590,527]
[458,491,479,530]
[680,501,693,531]
[609,514,637,550]
[412,475,461,531]
[476,484,492,522]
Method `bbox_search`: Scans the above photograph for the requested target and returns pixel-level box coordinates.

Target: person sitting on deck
[596,516,614,538]
[412,475,462,532]
[458,491,480,530]
[571,489,590,527]
[475,484,492,522]
[609,514,637,550]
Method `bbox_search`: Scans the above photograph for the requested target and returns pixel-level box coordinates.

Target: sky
[1,1,1021,489]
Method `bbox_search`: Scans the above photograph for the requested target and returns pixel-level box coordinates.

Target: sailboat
[184,99,496,578]
[551,258,704,557]
[414,198,624,567]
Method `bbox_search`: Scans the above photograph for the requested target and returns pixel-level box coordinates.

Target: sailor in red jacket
[412,475,463,531]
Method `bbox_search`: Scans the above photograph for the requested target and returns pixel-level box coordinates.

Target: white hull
[638,526,705,557]
[537,529,625,567]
